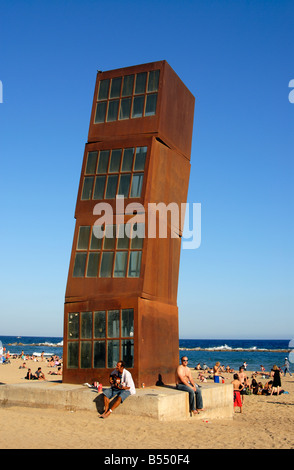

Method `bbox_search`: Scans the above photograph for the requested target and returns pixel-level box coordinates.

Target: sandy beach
[0,357,293,450]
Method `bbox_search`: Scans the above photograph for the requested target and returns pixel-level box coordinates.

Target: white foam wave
[179,344,290,353]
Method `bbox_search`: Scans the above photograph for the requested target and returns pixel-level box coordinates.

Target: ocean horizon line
[0,335,291,341]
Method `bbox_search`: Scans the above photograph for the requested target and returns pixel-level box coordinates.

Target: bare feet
[100,409,112,419]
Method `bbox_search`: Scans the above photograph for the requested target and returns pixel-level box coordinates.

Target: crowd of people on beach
[1,347,63,381]
[193,357,291,413]
[1,344,292,419]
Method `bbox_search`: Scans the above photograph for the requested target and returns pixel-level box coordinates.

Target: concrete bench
[0,381,233,421]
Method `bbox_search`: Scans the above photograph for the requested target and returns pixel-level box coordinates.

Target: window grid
[94,70,159,123]
[81,146,147,201]
[67,309,134,369]
[73,223,144,279]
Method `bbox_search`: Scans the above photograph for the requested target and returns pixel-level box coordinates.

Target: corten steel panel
[66,138,190,303]
[87,61,195,159]
[65,225,180,305]
[63,297,178,387]
[63,297,139,386]
[146,138,191,236]
[73,136,190,225]
[141,234,182,306]
[87,62,161,146]
[74,135,153,219]
[158,61,195,159]
[65,137,190,304]
[137,298,179,387]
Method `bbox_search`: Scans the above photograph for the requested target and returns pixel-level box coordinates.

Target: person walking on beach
[283,357,292,377]
[176,356,204,415]
[100,361,136,419]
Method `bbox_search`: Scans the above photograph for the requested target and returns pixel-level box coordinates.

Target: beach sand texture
[0,358,293,449]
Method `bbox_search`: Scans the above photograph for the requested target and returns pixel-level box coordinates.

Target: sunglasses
[182,359,188,362]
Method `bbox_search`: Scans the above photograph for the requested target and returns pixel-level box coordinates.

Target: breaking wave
[179,344,290,353]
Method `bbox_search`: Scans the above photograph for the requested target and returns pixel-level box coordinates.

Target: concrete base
[0,381,233,421]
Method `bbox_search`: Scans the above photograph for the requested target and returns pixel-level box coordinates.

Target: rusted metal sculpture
[63,61,195,386]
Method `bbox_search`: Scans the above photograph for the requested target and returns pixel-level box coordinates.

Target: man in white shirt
[100,360,136,419]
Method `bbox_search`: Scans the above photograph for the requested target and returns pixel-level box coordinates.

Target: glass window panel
[121,339,134,368]
[134,146,147,171]
[73,253,87,277]
[119,98,131,120]
[97,150,110,174]
[107,340,119,368]
[147,69,160,92]
[145,93,157,116]
[81,341,92,368]
[132,96,144,118]
[130,173,144,197]
[93,175,106,200]
[105,175,118,199]
[94,311,106,338]
[121,148,134,172]
[117,223,130,249]
[121,309,134,337]
[122,74,134,96]
[107,310,120,338]
[81,176,94,200]
[98,79,110,100]
[131,223,145,249]
[77,226,91,250]
[103,224,116,249]
[94,101,107,123]
[68,312,79,339]
[67,342,79,369]
[107,100,119,122]
[86,252,100,277]
[99,251,114,277]
[135,72,147,94]
[110,77,122,98]
[85,151,98,174]
[81,311,92,339]
[94,340,106,368]
[114,251,128,277]
[118,174,131,198]
[90,230,102,250]
[109,149,122,173]
[128,251,142,277]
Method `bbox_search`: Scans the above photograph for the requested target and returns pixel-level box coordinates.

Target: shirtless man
[238,366,247,403]
[176,356,204,415]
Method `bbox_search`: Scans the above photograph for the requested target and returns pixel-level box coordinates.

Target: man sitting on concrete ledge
[176,356,204,415]
[100,361,136,419]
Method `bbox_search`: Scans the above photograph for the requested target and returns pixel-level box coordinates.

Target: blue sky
[0,0,293,339]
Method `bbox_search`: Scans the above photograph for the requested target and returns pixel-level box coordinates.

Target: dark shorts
[102,387,130,403]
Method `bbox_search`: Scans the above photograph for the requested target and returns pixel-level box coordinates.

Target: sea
[0,336,292,373]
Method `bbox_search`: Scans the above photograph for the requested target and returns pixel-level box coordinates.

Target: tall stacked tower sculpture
[63,61,195,386]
